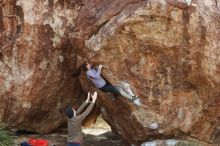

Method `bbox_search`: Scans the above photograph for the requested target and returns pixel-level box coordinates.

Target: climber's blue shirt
[86,68,106,88]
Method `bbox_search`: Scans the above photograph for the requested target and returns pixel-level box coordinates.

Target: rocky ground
[14,115,220,146]
[15,128,219,146]
[15,128,126,146]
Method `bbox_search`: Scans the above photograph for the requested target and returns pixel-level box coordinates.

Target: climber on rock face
[72,62,138,101]
[82,62,120,99]
[66,92,97,146]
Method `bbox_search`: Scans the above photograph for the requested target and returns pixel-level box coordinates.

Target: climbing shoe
[131,95,138,102]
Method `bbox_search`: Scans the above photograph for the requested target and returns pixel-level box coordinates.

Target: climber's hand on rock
[98,64,103,70]
[86,92,91,103]
[91,91,97,102]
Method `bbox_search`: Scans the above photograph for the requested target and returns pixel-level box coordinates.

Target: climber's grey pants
[115,86,133,100]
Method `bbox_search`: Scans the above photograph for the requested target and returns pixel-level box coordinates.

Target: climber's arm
[96,64,103,76]
[76,92,91,115]
[78,92,97,121]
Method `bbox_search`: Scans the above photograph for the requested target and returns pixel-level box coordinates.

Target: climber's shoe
[130,95,138,102]
[133,98,141,106]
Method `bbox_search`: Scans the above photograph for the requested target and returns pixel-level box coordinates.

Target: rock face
[75,0,220,145]
[1,0,220,145]
[0,0,82,133]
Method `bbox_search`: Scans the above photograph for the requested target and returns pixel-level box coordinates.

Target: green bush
[0,126,14,146]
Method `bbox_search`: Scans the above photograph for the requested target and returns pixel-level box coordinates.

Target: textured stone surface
[74,0,220,145]
[1,0,220,145]
[0,0,82,133]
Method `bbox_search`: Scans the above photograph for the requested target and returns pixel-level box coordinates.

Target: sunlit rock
[75,0,220,144]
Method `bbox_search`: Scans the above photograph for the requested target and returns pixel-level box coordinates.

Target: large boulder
[74,0,220,144]
[0,0,220,145]
[0,0,82,133]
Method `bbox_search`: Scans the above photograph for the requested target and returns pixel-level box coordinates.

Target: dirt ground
[15,128,127,146]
